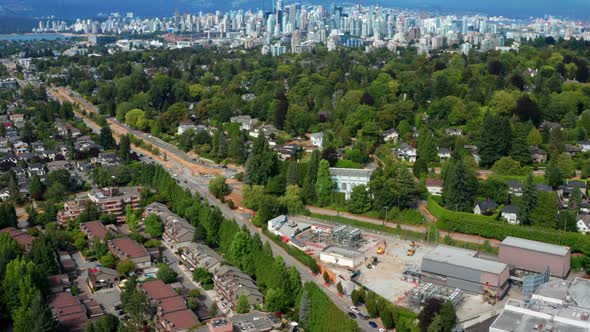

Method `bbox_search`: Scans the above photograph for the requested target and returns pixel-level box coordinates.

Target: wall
[498,244,570,278]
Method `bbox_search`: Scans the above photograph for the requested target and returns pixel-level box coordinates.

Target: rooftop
[423,245,507,274]
[322,246,363,259]
[141,279,178,301]
[501,236,570,257]
[108,238,149,259]
[329,167,373,178]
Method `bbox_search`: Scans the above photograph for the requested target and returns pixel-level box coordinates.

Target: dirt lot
[357,236,429,305]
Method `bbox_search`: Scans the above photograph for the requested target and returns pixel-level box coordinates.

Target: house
[145,203,195,251]
[42,150,59,161]
[230,115,259,131]
[9,113,24,123]
[529,146,547,164]
[86,186,141,223]
[108,238,151,268]
[536,184,553,192]
[473,200,498,216]
[577,214,590,234]
[177,122,197,135]
[329,168,373,200]
[212,265,264,310]
[395,142,417,162]
[47,274,71,294]
[273,144,298,161]
[47,160,70,172]
[80,220,109,247]
[250,124,279,138]
[383,128,399,142]
[13,141,29,156]
[179,243,223,272]
[59,251,77,275]
[310,132,324,149]
[540,120,562,132]
[140,279,179,305]
[87,267,120,290]
[0,227,34,252]
[0,188,10,201]
[564,144,581,157]
[507,180,523,197]
[158,309,199,332]
[425,178,444,196]
[93,153,120,166]
[27,162,46,177]
[501,205,520,224]
[49,292,88,332]
[579,141,590,153]
[437,148,451,161]
[445,128,463,136]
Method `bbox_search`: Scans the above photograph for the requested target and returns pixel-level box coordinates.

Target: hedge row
[428,198,590,255]
[262,229,320,273]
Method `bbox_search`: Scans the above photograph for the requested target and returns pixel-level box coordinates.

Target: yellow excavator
[377,240,386,255]
[407,241,416,256]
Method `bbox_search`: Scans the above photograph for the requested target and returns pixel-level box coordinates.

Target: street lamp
[383,206,389,226]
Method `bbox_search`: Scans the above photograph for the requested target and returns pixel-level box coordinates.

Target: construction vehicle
[376,240,386,255]
[407,241,416,256]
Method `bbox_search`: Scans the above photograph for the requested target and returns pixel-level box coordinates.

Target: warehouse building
[320,246,363,268]
[421,246,510,299]
[498,236,570,278]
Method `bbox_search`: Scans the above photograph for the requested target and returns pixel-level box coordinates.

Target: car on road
[359,312,369,320]
[347,312,357,319]
[378,329,385,332]
[350,306,359,313]
[369,321,378,328]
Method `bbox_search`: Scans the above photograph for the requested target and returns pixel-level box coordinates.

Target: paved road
[50,87,377,331]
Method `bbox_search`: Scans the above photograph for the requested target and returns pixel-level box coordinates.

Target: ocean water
[0,33,68,41]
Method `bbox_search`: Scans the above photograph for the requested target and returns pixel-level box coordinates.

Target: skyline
[3,0,590,20]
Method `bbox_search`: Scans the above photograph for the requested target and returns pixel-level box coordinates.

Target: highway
[50,87,374,331]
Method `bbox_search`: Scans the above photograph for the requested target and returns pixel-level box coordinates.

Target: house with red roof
[108,237,151,268]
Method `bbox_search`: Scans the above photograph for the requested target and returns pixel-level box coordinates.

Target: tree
[120,277,148,331]
[527,128,543,146]
[28,236,58,277]
[531,191,559,228]
[245,134,278,185]
[336,281,344,295]
[236,294,250,314]
[302,150,321,202]
[348,185,371,214]
[209,175,231,200]
[519,174,537,226]
[144,214,163,238]
[545,157,565,188]
[478,112,512,168]
[116,260,136,277]
[85,314,119,332]
[156,263,178,284]
[265,288,288,313]
[298,288,311,328]
[427,315,444,332]
[13,287,55,332]
[515,95,542,125]
[439,301,457,332]
[315,160,334,207]
[351,289,361,306]
[442,158,477,212]
[491,157,525,176]
[99,125,116,150]
[29,175,44,200]
[118,134,131,162]
[323,271,330,284]
[510,134,532,165]
[380,305,395,330]
[418,298,443,332]
[280,185,305,215]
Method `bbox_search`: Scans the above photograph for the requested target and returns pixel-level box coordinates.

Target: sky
[10,0,590,19]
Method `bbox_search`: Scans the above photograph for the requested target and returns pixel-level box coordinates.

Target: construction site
[284,216,506,323]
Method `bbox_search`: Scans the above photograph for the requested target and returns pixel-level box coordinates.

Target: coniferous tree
[442,158,477,212]
[545,157,565,188]
[510,133,532,165]
[118,134,131,162]
[302,150,321,202]
[245,134,278,185]
[315,160,334,207]
[99,124,116,150]
[519,173,537,226]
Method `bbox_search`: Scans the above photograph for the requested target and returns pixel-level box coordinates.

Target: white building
[310,132,324,149]
[383,128,399,143]
[501,205,519,225]
[425,178,444,196]
[395,142,417,163]
[329,168,373,200]
[577,214,590,234]
[320,246,362,268]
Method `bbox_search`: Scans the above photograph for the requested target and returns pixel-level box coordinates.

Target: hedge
[429,197,590,255]
[301,282,360,332]
[262,229,320,273]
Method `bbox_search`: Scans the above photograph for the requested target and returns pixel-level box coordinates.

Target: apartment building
[107,238,151,268]
[146,202,195,250]
[212,265,263,310]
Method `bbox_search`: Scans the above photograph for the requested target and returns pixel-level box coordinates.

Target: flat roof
[501,236,570,256]
[424,245,507,275]
[321,246,363,259]
[329,167,373,178]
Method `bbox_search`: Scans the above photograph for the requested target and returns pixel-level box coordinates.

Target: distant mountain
[2,0,590,19]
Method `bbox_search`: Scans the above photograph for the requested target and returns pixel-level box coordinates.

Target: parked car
[347,312,357,319]
[369,321,378,328]
[350,306,359,313]
[359,312,369,320]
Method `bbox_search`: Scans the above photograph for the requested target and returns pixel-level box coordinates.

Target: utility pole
[383,206,389,226]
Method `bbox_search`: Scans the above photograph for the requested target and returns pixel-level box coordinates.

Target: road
[49,87,375,331]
